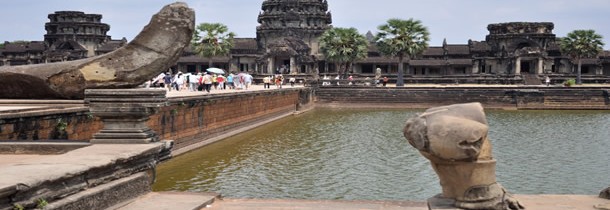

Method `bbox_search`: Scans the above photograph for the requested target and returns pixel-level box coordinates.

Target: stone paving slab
[0,144,163,191]
[205,198,428,210]
[514,194,610,210]
[113,192,217,210]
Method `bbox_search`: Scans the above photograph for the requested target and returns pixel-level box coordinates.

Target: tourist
[322,75,330,86]
[334,75,340,86]
[217,74,226,90]
[545,76,551,86]
[173,72,184,91]
[189,73,200,92]
[289,76,296,87]
[202,72,213,93]
[383,76,389,87]
[244,73,253,90]
[153,72,166,88]
[212,74,218,90]
[163,72,173,92]
[227,73,235,89]
[275,74,284,89]
[234,73,243,90]
[347,75,353,85]
[263,76,271,89]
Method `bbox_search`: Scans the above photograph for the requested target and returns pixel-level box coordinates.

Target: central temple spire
[256,0,333,75]
[257,0,332,40]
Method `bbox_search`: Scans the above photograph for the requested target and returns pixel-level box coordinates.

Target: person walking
[202,72,213,93]
[163,72,173,92]
[227,73,234,90]
[263,76,271,89]
[545,76,551,86]
[244,73,253,90]
[383,76,389,87]
[217,75,226,90]
[289,76,296,87]
[173,72,184,91]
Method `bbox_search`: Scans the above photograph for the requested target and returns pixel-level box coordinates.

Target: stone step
[43,172,152,210]
[111,192,218,210]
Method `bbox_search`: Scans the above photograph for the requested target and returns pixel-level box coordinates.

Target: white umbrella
[206,67,225,75]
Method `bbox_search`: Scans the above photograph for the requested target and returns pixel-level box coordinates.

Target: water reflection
[153,109,610,200]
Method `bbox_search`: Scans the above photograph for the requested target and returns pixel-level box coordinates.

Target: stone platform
[109,194,610,210]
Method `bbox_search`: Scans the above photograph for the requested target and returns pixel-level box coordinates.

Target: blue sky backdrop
[1,0,609,49]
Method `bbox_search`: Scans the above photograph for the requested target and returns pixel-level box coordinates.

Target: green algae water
[153,109,610,201]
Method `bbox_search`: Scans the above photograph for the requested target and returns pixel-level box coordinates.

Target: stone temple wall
[315,87,610,110]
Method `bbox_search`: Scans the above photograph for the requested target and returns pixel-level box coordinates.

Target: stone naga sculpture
[0,2,194,99]
[403,102,524,210]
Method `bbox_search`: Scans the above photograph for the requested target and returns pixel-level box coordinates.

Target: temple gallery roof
[1,41,46,53]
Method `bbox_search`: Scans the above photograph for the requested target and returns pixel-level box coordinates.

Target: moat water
[153,109,610,201]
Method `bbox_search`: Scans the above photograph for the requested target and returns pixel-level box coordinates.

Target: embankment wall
[315,87,610,110]
[1,87,608,146]
[0,89,310,151]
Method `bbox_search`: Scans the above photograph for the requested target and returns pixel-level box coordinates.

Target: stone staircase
[522,73,543,86]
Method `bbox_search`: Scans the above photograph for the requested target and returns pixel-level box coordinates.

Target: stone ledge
[0,142,171,209]
[0,141,90,154]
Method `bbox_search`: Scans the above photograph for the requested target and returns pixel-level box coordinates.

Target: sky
[1,0,610,49]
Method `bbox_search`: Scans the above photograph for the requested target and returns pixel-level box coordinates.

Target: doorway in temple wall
[521,60,532,74]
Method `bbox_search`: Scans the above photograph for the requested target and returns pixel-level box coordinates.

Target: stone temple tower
[256,0,332,74]
[44,11,111,59]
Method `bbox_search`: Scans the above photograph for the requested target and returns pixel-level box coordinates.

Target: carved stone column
[538,58,544,74]
[267,57,274,73]
[86,89,168,144]
[290,56,297,74]
[514,57,521,75]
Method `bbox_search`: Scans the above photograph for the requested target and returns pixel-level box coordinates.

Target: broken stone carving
[0,2,194,99]
[601,187,610,199]
[403,102,524,210]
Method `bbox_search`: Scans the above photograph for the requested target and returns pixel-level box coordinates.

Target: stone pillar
[86,89,168,144]
[538,58,544,74]
[515,57,521,75]
[473,60,480,74]
[290,56,297,74]
[267,57,274,73]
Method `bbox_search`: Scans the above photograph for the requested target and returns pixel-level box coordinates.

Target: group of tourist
[147,71,256,93]
[261,74,297,89]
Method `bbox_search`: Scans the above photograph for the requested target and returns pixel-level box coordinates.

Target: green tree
[375,18,430,87]
[560,29,604,85]
[319,27,369,78]
[192,23,235,68]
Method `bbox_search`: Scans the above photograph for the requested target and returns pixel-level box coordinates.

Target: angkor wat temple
[2,0,610,84]
[176,0,610,84]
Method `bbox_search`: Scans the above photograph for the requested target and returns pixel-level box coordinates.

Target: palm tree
[559,30,604,85]
[192,23,236,69]
[319,27,369,78]
[375,18,430,87]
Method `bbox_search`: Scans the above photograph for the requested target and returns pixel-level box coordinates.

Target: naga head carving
[404,102,491,161]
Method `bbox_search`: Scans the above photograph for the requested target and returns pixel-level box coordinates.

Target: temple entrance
[521,60,532,74]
